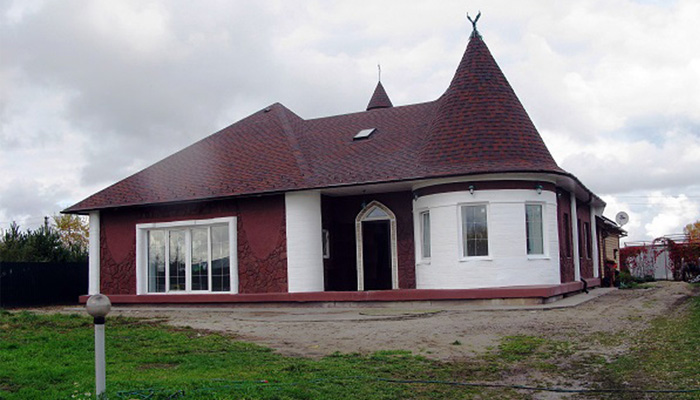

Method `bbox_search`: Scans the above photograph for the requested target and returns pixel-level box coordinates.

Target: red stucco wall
[556,191,595,282]
[321,191,416,291]
[237,196,287,293]
[99,195,287,295]
[557,190,575,283]
[577,200,594,279]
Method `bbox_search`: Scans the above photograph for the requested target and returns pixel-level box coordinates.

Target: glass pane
[421,212,431,258]
[366,207,389,220]
[475,238,488,256]
[322,229,330,258]
[211,225,230,292]
[462,205,488,257]
[564,215,571,256]
[191,227,209,291]
[584,222,591,258]
[526,205,544,255]
[169,230,186,291]
[578,219,583,259]
[462,208,469,257]
[147,230,166,293]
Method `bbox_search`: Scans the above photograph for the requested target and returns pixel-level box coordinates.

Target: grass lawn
[0,310,524,400]
[594,284,700,399]
[0,285,698,400]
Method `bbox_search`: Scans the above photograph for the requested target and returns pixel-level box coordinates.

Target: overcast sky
[1,0,699,242]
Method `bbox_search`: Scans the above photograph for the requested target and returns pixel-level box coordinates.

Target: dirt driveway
[87,281,693,361]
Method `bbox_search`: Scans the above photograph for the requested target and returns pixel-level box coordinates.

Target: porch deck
[80,278,601,306]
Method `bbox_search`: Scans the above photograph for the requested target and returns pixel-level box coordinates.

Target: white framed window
[525,204,544,255]
[136,217,237,294]
[322,229,330,259]
[420,211,431,259]
[460,204,489,258]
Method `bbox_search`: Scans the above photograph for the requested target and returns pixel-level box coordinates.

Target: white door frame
[355,200,399,291]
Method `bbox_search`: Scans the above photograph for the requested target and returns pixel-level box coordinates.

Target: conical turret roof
[366,81,393,110]
[419,29,563,175]
[65,23,585,215]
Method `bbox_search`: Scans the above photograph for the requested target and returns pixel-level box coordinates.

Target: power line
[602,195,700,199]
[113,376,700,398]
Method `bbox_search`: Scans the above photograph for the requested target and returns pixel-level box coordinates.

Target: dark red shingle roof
[65,31,565,213]
[420,33,564,175]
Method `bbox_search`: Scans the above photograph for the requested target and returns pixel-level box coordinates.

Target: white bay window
[525,204,544,256]
[137,217,237,294]
[461,204,489,258]
[420,211,431,259]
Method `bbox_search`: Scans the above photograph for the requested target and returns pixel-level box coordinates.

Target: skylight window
[354,128,376,140]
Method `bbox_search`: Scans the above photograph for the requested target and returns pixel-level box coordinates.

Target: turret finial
[467,11,481,38]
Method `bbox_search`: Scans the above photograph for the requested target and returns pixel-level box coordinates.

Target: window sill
[143,291,234,295]
[416,260,431,266]
[459,256,492,262]
[527,255,550,260]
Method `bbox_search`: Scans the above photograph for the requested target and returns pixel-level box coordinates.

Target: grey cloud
[616,115,700,143]
[2,0,699,241]
[2,1,291,187]
[563,150,700,195]
[0,179,68,225]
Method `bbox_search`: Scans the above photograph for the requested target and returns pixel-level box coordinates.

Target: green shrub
[618,271,634,285]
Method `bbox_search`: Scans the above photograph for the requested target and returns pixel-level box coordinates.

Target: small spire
[467,11,481,38]
[378,64,382,82]
[366,79,393,111]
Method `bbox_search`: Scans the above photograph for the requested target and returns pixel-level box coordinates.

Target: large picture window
[138,217,236,294]
[168,230,186,291]
[461,205,488,257]
[525,204,544,255]
[147,230,166,293]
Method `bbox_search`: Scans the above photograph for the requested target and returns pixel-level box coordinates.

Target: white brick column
[285,191,324,292]
[88,211,100,295]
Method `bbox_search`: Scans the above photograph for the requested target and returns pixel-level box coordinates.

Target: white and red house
[65,25,604,304]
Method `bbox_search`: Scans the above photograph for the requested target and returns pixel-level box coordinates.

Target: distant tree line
[686,220,700,242]
[0,215,88,263]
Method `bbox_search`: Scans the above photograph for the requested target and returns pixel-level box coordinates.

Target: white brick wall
[285,191,324,292]
[89,211,100,295]
[414,189,560,289]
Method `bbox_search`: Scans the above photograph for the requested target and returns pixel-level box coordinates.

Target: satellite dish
[615,211,629,226]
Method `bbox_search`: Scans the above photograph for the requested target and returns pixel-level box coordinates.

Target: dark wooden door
[362,220,392,290]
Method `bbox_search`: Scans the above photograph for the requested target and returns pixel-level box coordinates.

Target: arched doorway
[355,201,398,291]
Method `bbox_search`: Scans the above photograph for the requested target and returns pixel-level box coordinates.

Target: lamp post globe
[86,294,112,319]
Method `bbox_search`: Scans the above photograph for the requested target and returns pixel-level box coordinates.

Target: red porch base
[80,278,600,305]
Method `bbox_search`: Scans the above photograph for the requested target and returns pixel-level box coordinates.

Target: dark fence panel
[0,262,88,307]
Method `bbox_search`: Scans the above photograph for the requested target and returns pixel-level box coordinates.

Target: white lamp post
[86,294,112,397]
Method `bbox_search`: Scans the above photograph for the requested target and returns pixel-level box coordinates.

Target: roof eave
[63,168,603,214]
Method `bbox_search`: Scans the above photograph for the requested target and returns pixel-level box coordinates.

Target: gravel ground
[64,281,693,361]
